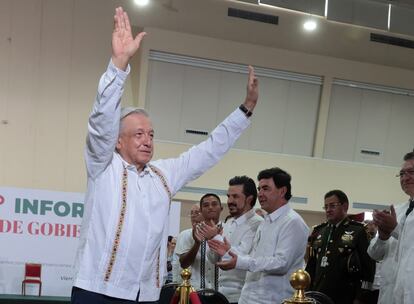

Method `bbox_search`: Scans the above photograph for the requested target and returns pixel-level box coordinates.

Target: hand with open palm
[111,7,146,71]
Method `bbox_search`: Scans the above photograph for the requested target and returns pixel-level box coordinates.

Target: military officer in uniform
[306,190,375,304]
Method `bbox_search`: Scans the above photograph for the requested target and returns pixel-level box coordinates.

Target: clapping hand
[208,237,231,257]
[373,205,397,240]
[195,220,221,240]
[216,251,237,271]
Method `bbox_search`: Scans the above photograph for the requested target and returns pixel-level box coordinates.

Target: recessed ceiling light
[134,0,149,6]
[303,19,317,31]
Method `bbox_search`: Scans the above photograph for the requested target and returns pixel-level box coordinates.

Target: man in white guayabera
[70,6,259,304]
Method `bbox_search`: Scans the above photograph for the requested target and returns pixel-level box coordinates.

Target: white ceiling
[122,0,414,70]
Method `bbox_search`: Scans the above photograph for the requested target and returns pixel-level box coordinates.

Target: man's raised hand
[112,7,146,71]
[243,65,259,113]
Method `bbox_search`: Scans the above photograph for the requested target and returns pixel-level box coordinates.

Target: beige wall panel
[32,0,74,189]
[64,0,114,191]
[283,82,320,156]
[3,0,42,186]
[384,95,414,167]
[146,61,184,141]
[249,77,289,153]
[216,71,251,149]
[179,66,220,144]
[354,90,391,165]
[324,85,362,162]
[0,0,12,184]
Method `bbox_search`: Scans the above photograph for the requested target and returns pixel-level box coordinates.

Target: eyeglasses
[322,203,342,210]
[396,169,414,178]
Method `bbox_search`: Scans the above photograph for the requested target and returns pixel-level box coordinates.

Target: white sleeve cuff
[236,254,250,271]
[108,59,130,80]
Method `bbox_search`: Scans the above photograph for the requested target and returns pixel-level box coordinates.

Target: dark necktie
[406,200,414,216]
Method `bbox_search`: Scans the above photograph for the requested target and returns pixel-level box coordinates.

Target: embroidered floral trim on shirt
[104,164,172,286]
[148,164,172,288]
[104,166,128,281]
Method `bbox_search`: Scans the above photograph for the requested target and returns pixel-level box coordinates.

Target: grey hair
[119,107,150,135]
[120,107,149,120]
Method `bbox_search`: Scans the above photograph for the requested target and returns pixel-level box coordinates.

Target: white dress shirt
[207,209,263,303]
[368,235,398,304]
[175,228,217,290]
[236,204,309,304]
[369,200,414,304]
[73,60,251,301]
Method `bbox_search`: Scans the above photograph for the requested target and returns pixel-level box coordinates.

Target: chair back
[22,263,42,296]
[25,263,41,279]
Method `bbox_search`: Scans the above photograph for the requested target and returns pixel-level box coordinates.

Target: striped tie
[200,240,206,289]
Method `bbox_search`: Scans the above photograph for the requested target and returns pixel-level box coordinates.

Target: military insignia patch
[313,234,323,247]
[341,231,354,244]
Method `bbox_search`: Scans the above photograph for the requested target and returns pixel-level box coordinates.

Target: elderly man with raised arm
[71,7,259,304]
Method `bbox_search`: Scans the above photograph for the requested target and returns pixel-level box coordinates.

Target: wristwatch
[239,104,252,117]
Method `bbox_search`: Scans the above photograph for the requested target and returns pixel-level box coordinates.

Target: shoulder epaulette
[345,219,365,229]
[312,221,328,231]
[308,222,327,242]
[349,220,364,226]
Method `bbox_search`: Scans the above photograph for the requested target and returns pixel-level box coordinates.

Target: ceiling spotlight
[134,0,149,6]
[303,19,317,31]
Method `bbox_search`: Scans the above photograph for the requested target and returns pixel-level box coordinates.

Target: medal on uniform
[341,231,354,245]
[320,255,329,267]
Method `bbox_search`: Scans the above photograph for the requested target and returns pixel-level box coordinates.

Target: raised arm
[153,66,259,194]
[85,7,146,178]
[111,7,146,71]
[242,65,259,114]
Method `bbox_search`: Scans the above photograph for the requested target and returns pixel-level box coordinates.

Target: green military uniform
[305,218,375,304]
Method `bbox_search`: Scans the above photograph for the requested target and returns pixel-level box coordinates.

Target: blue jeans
[71,287,159,304]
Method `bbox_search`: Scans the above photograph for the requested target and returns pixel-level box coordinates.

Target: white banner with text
[0,187,181,297]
